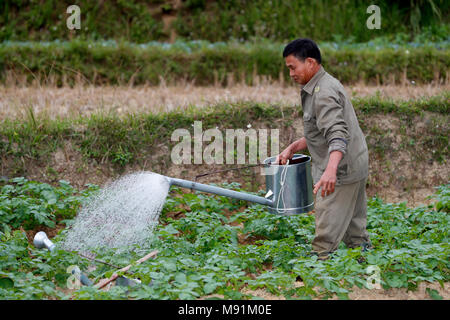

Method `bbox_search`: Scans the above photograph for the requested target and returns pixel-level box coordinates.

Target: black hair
[283,38,321,64]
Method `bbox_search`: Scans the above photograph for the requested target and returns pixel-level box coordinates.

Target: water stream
[61,171,170,254]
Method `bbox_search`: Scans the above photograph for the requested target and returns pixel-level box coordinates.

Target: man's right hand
[275,138,307,164]
[275,147,294,165]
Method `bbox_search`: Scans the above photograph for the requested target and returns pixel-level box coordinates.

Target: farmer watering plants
[276,38,372,260]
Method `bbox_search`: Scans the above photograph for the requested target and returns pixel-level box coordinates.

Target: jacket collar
[301,65,326,95]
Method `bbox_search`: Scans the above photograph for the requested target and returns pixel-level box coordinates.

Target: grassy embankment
[1,40,449,87]
[0,93,448,195]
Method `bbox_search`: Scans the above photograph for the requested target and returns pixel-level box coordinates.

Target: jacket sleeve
[313,87,349,155]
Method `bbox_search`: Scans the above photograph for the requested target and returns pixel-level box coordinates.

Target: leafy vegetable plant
[0,180,448,300]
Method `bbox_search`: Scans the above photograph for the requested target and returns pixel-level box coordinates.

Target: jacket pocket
[303,113,321,139]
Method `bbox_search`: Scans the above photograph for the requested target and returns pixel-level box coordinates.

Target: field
[0,0,449,302]
[0,83,448,300]
[0,178,448,300]
[1,83,449,119]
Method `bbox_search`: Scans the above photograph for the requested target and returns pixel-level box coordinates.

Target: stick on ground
[95,250,159,289]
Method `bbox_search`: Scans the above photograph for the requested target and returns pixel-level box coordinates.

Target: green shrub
[0,40,448,86]
[1,1,448,43]
[0,177,98,232]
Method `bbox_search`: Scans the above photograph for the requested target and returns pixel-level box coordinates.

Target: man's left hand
[313,168,337,197]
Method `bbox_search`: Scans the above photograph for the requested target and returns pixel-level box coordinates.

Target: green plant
[1,40,448,86]
[0,177,98,232]
[1,1,449,43]
[0,229,88,299]
[0,179,449,300]
[432,183,450,212]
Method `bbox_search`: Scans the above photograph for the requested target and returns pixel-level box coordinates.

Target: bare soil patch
[240,281,449,300]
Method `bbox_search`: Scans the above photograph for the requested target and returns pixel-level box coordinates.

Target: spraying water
[61,171,170,254]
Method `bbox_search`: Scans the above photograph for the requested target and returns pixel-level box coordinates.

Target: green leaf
[336,292,350,300]
[41,190,58,205]
[161,224,179,235]
[0,277,14,288]
[175,273,187,284]
[204,282,218,294]
[224,290,243,299]
[426,288,443,300]
[54,273,68,287]
[43,285,55,295]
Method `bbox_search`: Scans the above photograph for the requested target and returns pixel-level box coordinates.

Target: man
[276,38,372,260]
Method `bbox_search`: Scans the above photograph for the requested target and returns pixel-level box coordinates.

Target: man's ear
[306,57,316,66]
[304,58,312,71]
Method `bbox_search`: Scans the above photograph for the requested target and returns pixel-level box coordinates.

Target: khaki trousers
[311,178,370,254]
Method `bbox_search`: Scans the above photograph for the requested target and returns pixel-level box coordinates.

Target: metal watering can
[166,154,314,215]
[32,155,313,286]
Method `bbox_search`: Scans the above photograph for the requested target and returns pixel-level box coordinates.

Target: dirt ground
[239,281,450,300]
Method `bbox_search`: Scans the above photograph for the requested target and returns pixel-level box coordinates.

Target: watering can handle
[194,163,264,181]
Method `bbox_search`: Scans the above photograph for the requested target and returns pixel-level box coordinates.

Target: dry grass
[0,82,449,120]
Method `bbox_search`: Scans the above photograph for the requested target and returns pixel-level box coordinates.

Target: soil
[239,281,450,300]
[199,281,449,300]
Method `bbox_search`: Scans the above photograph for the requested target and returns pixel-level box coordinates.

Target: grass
[1,40,449,86]
[0,93,448,177]
[1,83,449,120]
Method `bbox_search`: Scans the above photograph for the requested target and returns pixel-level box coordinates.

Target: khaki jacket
[301,66,368,185]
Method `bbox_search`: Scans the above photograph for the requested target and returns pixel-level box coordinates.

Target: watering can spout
[33,231,56,251]
[167,177,274,207]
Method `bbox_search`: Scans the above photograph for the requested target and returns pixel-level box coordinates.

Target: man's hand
[275,147,294,165]
[313,150,343,197]
[275,137,307,165]
[313,168,337,197]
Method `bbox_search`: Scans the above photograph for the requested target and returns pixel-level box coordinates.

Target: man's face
[285,55,315,85]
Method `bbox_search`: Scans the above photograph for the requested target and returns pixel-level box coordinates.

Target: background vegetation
[1,1,448,86]
[1,95,448,177]
[1,39,449,86]
[1,0,449,43]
